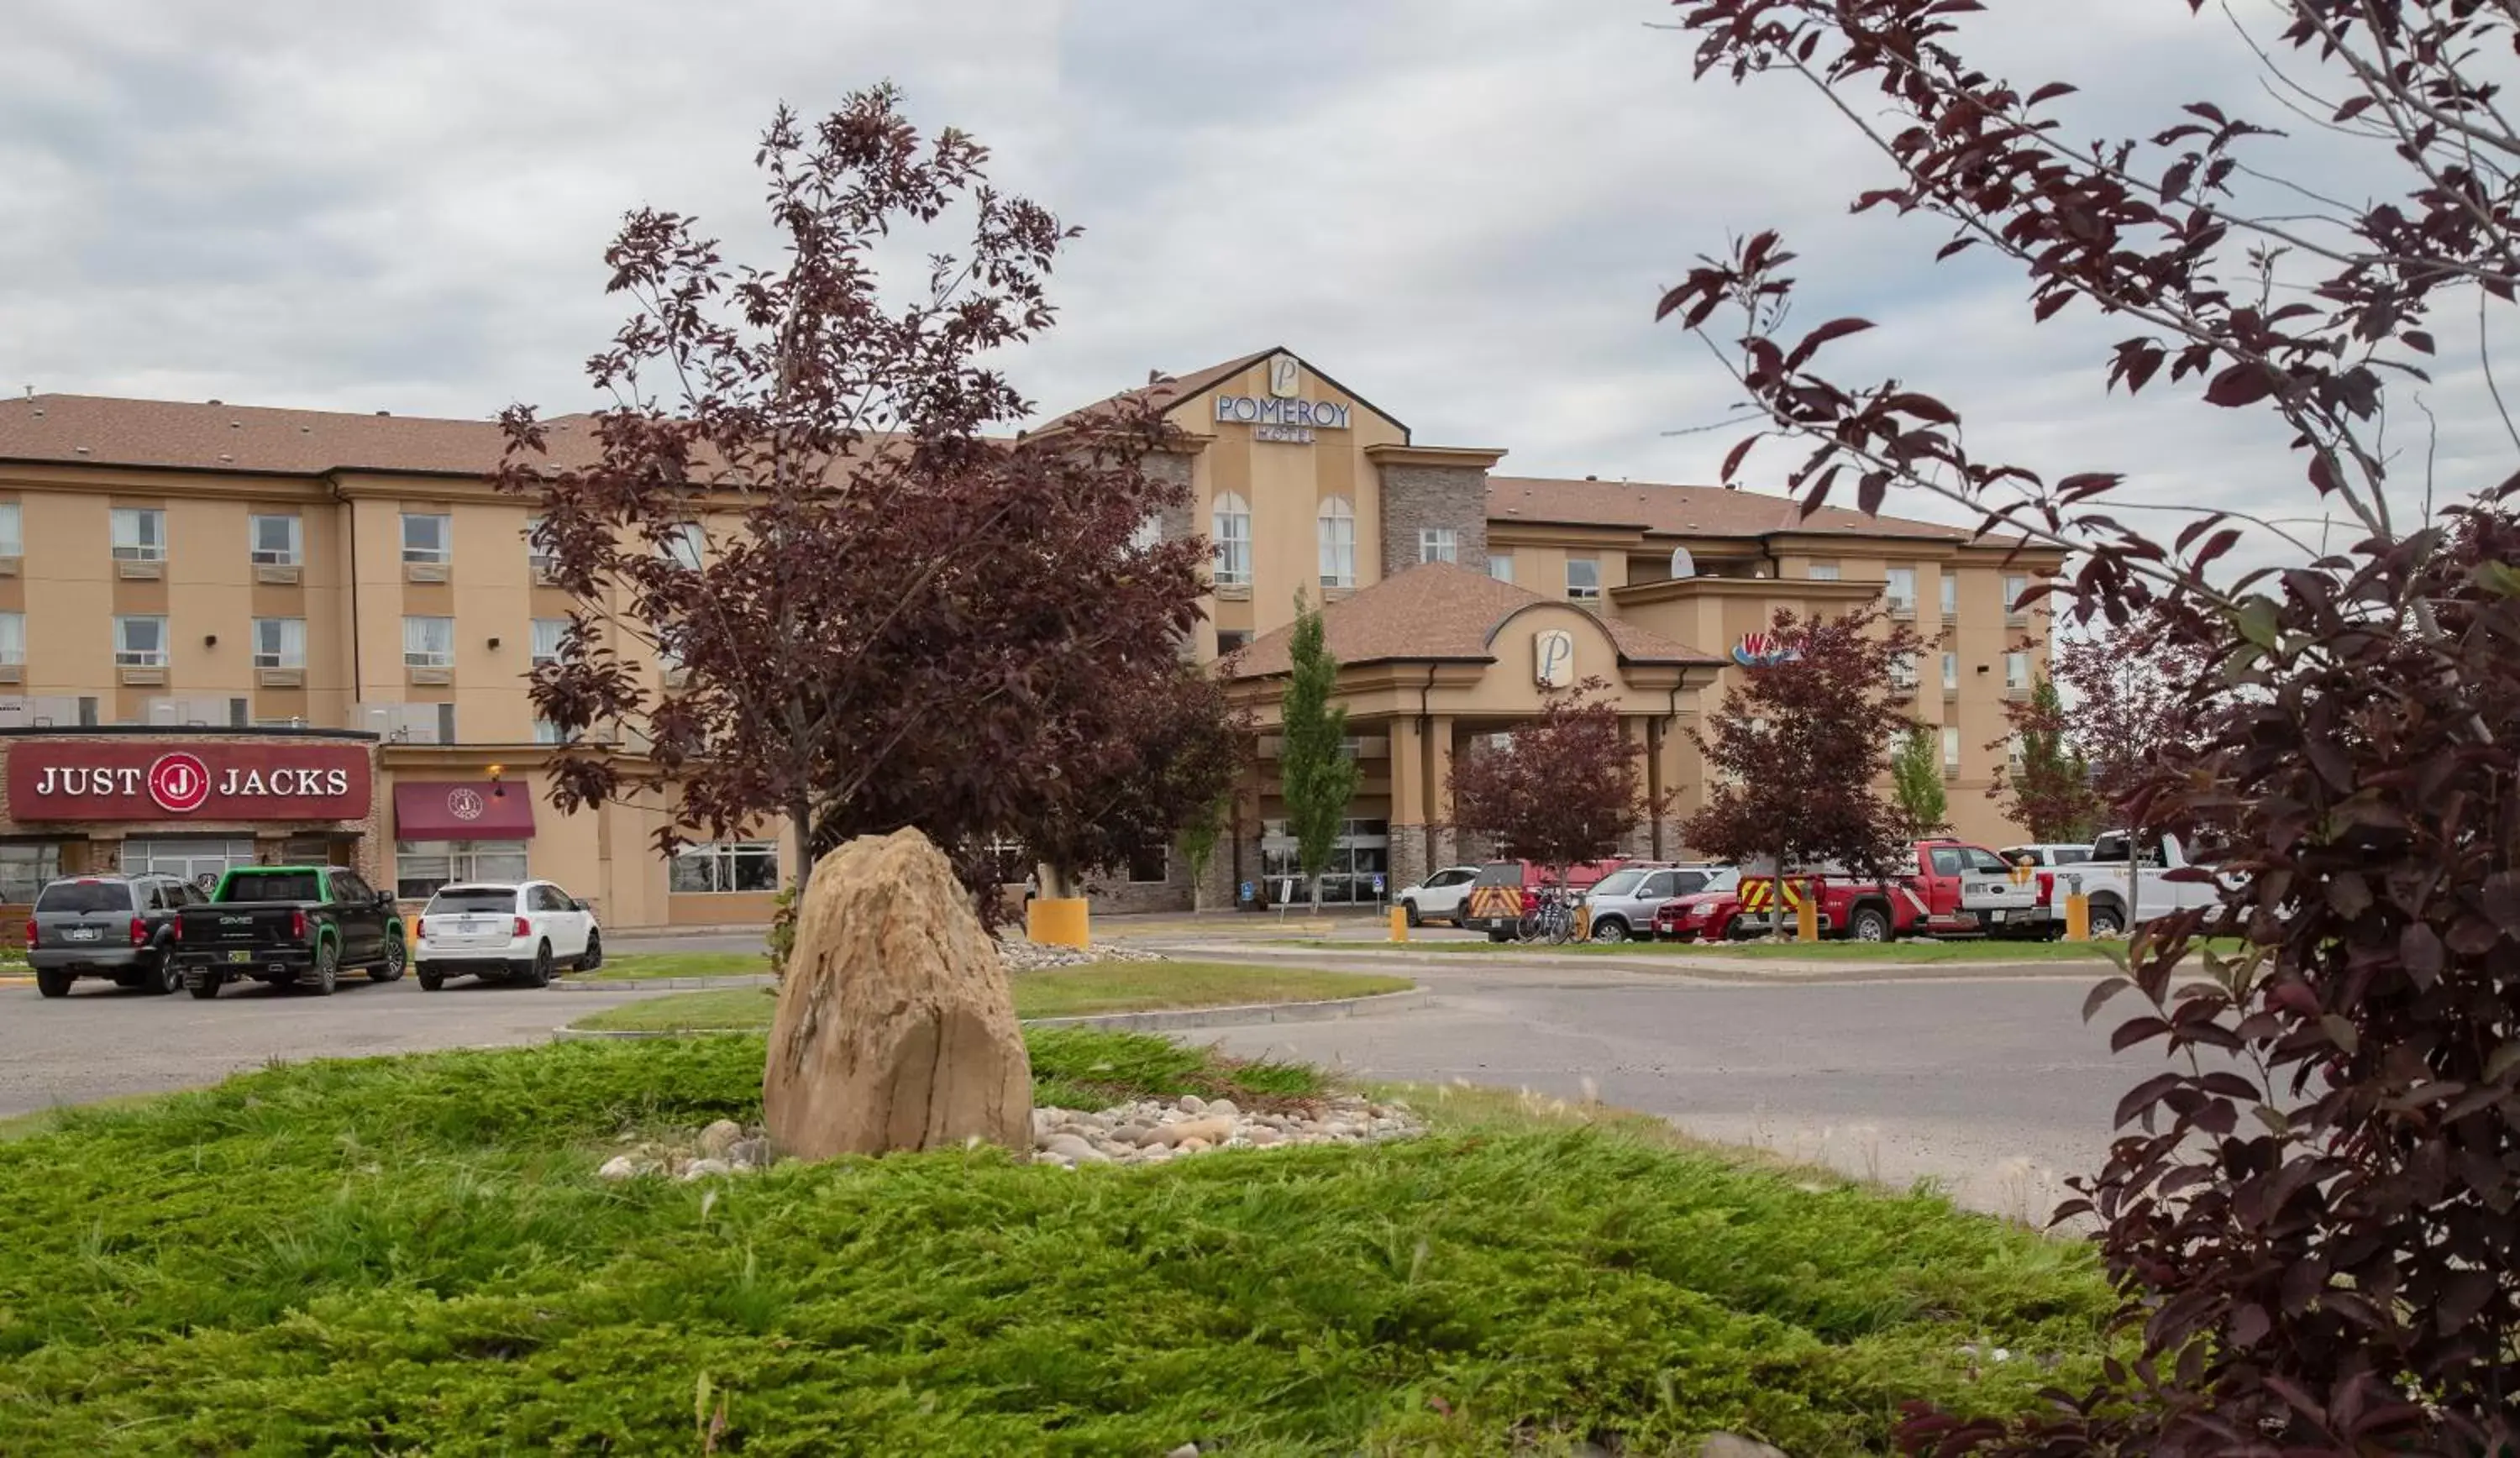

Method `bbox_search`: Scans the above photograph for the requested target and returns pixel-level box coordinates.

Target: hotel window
[249,513,302,566]
[2003,573,2029,621]
[531,617,568,669]
[1566,556,1601,602]
[534,718,567,746]
[111,507,165,562]
[1211,493,1252,587]
[0,611,21,666]
[401,511,451,564]
[670,840,781,894]
[1808,561,1841,580]
[0,502,19,557]
[396,840,529,901]
[114,615,167,668]
[525,515,555,574]
[1890,652,1918,690]
[1884,566,1916,614]
[2008,732,2028,769]
[1215,629,1253,656]
[1940,573,1958,618]
[251,616,306,669]
[2005,650,2031,691]
[662,522,706,569]
[1488,553,1515,585]
[1419,527,1457,565]
[402,615,454,669]
[1316,496,1356,589]
[1941,651,1958,692]
[1942,725,1961,774]
[1127,844,1169,884]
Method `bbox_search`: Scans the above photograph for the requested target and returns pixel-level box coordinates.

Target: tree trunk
[1309,874,1321,913]
[788,804,816,896]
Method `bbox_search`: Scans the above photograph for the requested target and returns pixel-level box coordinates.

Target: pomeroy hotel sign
[1214,354,1352,443]
[5,742,373,821]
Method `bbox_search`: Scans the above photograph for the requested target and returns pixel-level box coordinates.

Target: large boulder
[762,828,1032,1160]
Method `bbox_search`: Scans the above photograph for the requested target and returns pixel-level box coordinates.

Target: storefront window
[1257,819,1388,904]
[0,843,61,904]
[396,840,529,900]
[670,841,780,894]
[120,838,255,892]
[1126,844,1169,884]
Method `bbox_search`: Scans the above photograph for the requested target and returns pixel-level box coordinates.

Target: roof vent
[218,454,234,463]
[230,421,241,429]
[207,398,223,406]
[1584,474,1598,480]
[375,410,391,417]
[74,446,90,454]
[301,426,312,433]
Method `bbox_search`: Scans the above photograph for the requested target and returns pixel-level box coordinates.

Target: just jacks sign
[6,740,373,821]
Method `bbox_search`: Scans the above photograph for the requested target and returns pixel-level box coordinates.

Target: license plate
[1988,910,2008,923]
[227,950,254,963]
[66,927,97,941]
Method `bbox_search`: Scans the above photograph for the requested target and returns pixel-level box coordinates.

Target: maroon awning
[394,781,537,839]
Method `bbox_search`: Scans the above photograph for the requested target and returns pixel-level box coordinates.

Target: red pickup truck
[1652,840,2043,942]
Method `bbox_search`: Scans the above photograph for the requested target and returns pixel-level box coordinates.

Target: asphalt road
[0,973,661,1119]
[0,940,2160,1217]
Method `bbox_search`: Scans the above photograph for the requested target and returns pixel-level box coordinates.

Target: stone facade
[1377,464,1490,580]
[1147,448,1198,545]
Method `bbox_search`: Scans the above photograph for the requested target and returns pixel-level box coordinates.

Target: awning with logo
[393,781,538,839]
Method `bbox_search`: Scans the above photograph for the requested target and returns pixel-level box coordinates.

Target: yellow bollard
[1027,896,1090,949]
[2064,893,2091,942]
[1389,905,1410,943]
[1575,904,1592,941]
[1796,893,1819,943]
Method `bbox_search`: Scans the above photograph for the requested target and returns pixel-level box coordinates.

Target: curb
[551,987,1427,1041]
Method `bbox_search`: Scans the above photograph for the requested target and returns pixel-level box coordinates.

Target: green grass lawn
[585,950,773,980]
[0,1032,2110,1455]
[572,960,1415,1033]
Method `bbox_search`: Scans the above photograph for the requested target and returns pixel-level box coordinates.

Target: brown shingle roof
[1039,348,1281,433]
[0,393,607,476]
[1488,475,1969,541]
[1223,562,1722,680]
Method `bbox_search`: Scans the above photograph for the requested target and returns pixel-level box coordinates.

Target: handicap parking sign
[1372,873,1385,895]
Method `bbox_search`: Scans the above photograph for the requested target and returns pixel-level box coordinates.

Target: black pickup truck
[172,865,408,999]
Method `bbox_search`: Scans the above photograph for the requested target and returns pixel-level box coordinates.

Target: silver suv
[1584,864,1736,942]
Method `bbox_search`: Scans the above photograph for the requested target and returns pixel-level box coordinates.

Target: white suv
[1397,866,1483,927]
[414,880,601,990]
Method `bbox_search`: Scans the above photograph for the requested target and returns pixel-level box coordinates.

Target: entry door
[119,838,256,895]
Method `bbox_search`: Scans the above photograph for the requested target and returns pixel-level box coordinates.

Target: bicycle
[1515,884,1581,945]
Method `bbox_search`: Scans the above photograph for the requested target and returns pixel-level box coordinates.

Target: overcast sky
[2,0,2504,555]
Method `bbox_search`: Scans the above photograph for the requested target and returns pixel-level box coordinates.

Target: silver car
[1584,864,1737,942]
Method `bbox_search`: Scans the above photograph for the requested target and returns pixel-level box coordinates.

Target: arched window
[1668,546,1697,580]
[1316,496,1356,589]
[1211,492,1252,587]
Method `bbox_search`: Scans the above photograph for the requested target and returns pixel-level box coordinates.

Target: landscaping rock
[764,828,1032,1161]
[698,1119,744,1159]
[727,1137,772,1169]
[680,1158,732,1181]
[997,939,1167,973]
[1166,1445,1200,1458]
[597,1155,644,1181]
[1026,1094,1425,1167]
[1700,1435,1790,1458]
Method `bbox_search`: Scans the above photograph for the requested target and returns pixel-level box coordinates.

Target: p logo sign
[1534,629,1576,689]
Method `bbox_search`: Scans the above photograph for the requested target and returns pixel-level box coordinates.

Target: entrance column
[1387,716,1428,890]
[1621,716,1652,858]
[1426,715,1457,869]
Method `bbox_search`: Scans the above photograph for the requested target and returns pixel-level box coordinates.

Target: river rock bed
[597,1118,774,1182]
[997,938,1168,972]
[1031,1091,1423,1167]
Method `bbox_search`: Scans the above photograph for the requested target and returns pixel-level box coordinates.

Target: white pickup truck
[2074,830,2228,934]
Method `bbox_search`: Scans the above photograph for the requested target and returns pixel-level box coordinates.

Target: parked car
[24,873,200,999]
[414,880,601,990]
[1460,858,1630,941]
[1653,840,2041,942]
[171,865,407,999]
[1584,864,1735,942]
[2081,829,2229,935]
[1396,866,1482,927]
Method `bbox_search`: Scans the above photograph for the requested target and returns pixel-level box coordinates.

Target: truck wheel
[1402,899,1422,929]
[1849,906,1892,942]
[417,967,444,992]
[308,941,339,996]
[1485,927,1511,943]
[369,935,407,983]
[1591,916,1630,943]
[148,955,182,996]
[2087,901,2127,937]
[187,973,223,1001]
[34,968,71,999]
